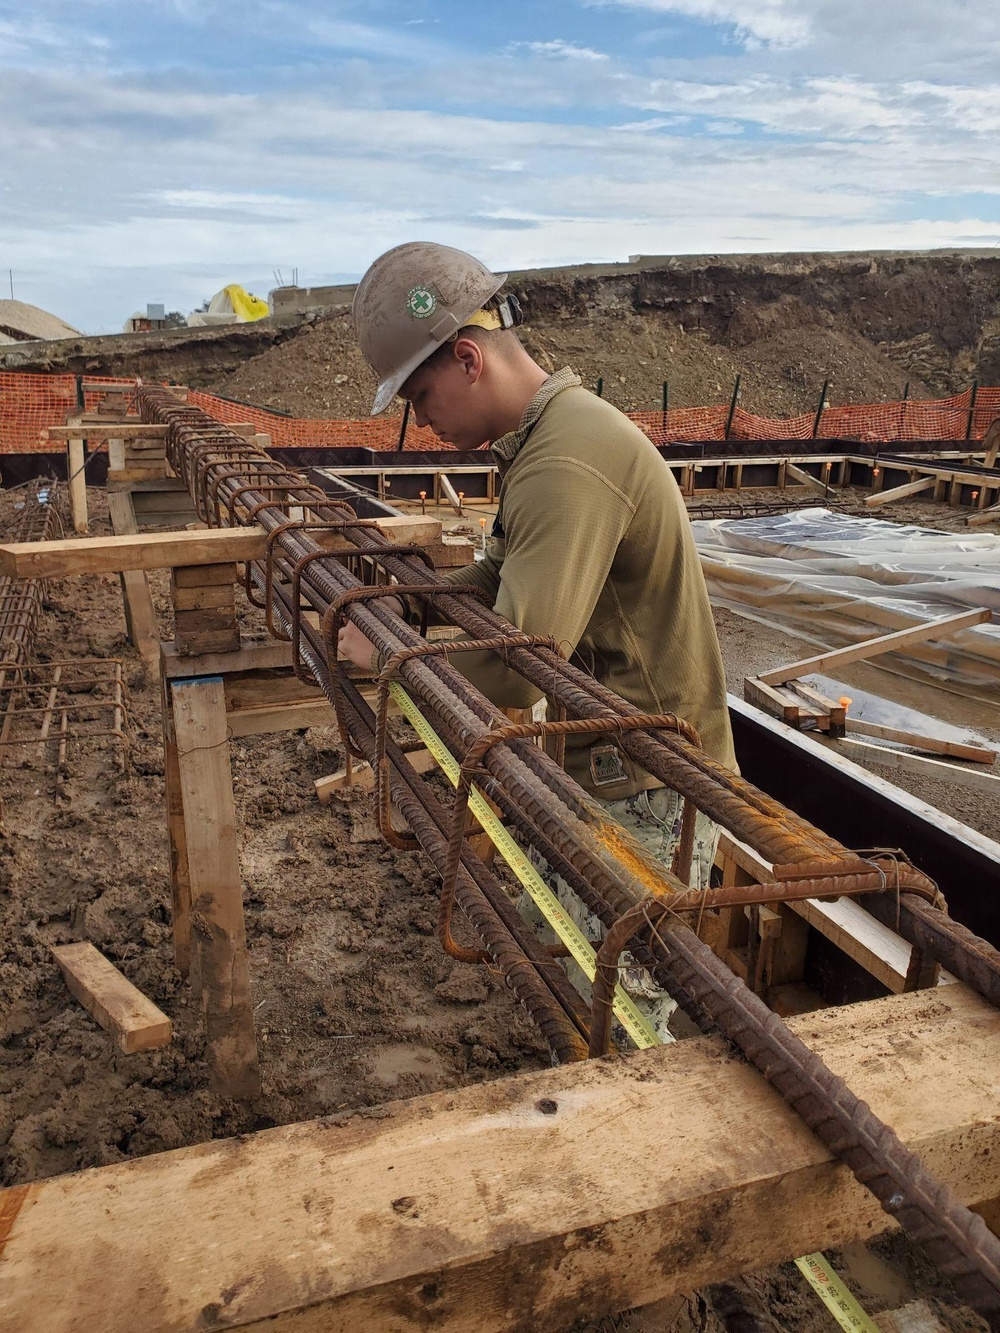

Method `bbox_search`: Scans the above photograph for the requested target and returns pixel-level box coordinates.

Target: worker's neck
[486,352,550,442]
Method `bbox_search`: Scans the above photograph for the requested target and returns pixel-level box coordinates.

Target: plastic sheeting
[691,508,1000,690]
[187,285,270,327]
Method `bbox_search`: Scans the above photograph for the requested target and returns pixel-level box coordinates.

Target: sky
[1,0,999,333]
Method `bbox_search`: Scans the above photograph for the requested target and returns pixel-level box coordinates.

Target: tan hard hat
[353,242,507,414]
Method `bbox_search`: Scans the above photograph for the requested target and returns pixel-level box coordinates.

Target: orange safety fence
[2,372,999,455]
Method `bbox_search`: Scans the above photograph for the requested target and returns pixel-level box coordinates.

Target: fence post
[811,379,830,439]
[966,381,979,441]
[396,399,411,451]
[724,375,741,440]
[596,376,604,399]
[661,380,669,433]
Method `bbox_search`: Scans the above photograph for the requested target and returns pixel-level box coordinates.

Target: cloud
[586,0,811,50]
[517,39,610,61]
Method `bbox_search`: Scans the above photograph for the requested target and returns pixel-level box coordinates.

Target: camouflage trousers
[520,786,719,1046]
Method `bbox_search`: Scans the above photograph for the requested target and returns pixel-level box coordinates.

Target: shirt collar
[490,367,581,465]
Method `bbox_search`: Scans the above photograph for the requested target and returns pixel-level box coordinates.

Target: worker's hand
[337,620,379,672]
[336,596,405,672]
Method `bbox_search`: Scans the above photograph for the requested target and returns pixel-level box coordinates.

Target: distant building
[0,299,80,344]
[123,303,169,334]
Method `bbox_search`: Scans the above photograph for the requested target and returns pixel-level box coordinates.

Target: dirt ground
[0,482,995,1331]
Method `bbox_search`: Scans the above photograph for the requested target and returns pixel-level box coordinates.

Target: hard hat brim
[370,345,429,416]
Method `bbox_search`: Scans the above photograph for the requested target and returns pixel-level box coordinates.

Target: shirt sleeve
[448,458,635,708]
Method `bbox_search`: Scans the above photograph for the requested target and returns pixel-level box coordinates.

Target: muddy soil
[0,482,994,1331]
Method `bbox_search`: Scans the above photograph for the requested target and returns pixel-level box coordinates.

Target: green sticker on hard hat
[407,285,438,319]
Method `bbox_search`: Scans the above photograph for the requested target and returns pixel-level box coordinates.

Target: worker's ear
[452,335,485,386]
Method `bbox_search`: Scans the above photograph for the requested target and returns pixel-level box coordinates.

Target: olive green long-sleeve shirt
[441,369,736,800]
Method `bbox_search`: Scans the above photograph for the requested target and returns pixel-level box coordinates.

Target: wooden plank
[51,942,172,1054]
[111,477,190,494]
[0,526,268,579]
[0,525,472,580]
[1,985,998,1333]
[107,492,159,665]
[160,639,295,679]
[967,503,1000,528]
[372,515,443,545]
[758,608,993,687]
[787,680,845,733]
[174,626,242,656]
[743,677,800,724]
[985,420,1000,471]
[315,749,437,802]
[172,561,238,589]
[785,462,832,494]
[864,476,935,508]
[66,438,88,534]
[171,676,259,1098]
[227,700,336,737]
[172,585,236,613]
[160,668,192,979]
[714,831,947,994]
[822,735,1000,797]
[439,472,464,515]
[44,424,169,440]
[845,718,997,765]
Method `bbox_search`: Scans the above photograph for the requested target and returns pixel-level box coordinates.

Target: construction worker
[342,241,736,1038]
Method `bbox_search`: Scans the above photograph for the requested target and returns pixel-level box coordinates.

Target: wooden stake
[107,491,159,666]
[160,667,193,980]
[66,437,88,534]
[171,676,259,1098]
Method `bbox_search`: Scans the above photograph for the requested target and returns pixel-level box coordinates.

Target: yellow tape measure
[389,683,661,1049]
[794,1254,880,1332]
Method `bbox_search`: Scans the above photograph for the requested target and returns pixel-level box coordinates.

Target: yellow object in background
[223,285,270,322]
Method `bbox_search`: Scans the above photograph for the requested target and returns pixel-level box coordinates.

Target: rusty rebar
[137,384,1000,1321]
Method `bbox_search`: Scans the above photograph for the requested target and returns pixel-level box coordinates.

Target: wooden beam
[439,472,465,515]
[758,608,993,687]
[107,491,159,666]
[715,832,947,994]
[0,517,459,580]
[51,942,172,1054]
[864,476,935,508]
[1,985,998,1333]
[984,420,1000,471]
[171,676,259,1099]
[0,526,268,579]
[845,718,996,765]
[315,748,437,802]
[820,735,1000,797]
[967,502,1000,528]
[160,639,295,680]
[227,699,335,737]
[160,669,193,979]
[44,424,168,440]
[66,437,88,534]
[785,462,833,495]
